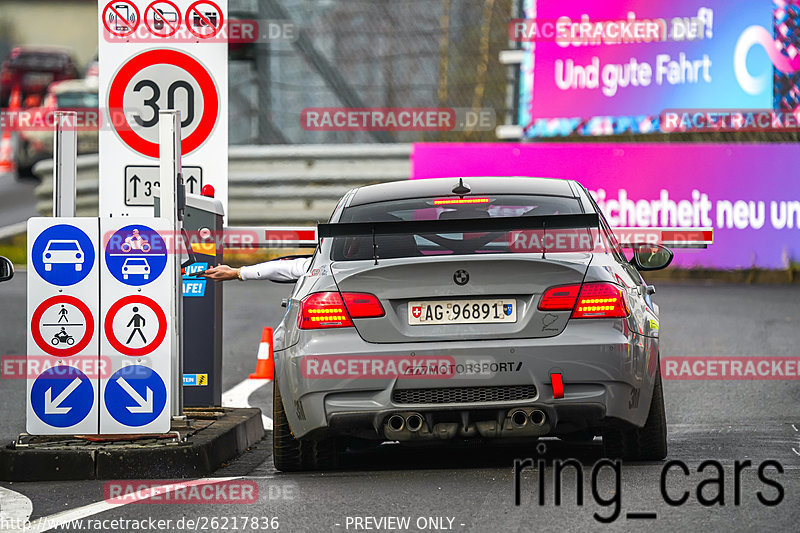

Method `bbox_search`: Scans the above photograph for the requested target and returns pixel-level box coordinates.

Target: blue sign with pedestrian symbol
[31,225,96,286]
[31,366,94,427]
[104,365,167,426]
[105,225,167,286]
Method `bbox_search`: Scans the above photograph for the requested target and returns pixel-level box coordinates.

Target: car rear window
[331,195,589,261]
[9,53,69,71]
[56,91,99,108]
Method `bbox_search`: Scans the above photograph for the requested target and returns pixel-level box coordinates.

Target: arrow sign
[130,174,140,197]
[104,365,167,427]
[44,378,82,414]
[30,366,95,429]
[116,377,154,413]
[186,174,197,194]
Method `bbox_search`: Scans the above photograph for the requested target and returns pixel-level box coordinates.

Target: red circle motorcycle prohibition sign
[108,49,219,158]
[102,0,141,37]
[185,0,224,38]
[31,295,95,357]
[104,295,167,356]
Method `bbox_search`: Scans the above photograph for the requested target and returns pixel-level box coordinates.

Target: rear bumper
[275,319,658,440]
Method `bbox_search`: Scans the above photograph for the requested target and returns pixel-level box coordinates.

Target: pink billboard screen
[411,143,800,269]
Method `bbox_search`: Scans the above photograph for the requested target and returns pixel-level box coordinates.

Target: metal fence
[32,144,412,225]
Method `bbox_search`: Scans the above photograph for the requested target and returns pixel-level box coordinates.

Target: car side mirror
[0,256,14,282]
[630,244,673,271]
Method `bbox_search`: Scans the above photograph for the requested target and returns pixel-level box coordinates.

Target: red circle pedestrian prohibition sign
[104,295,167,356]
[108,49,219,158]
[31,295,95,357]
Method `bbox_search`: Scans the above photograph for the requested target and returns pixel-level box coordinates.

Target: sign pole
[53,111,78,217]
[159,110,184,419]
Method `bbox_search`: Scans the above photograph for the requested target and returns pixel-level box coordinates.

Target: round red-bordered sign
[144,0,182,38]
[185,0,224,38]
[102,0,141,38]
[104,295,167,356]
[31,295,95,357]
[108,49,219,158]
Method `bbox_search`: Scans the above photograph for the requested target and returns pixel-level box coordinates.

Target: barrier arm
[219,225,714,250]
[222,226,318,249]
[613,227,714,249]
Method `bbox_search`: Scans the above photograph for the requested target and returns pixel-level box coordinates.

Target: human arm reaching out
[198,257,312,282]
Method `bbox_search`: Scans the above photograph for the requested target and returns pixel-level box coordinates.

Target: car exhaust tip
[510,409,529,429]
[529,409,546,426]
[406,413,424,432]
[387,414,405,432]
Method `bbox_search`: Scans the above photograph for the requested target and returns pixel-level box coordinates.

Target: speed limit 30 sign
[108,49,219,158]
[98,0,228,218]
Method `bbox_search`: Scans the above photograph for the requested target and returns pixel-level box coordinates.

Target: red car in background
[0,46,79,108]
[15,78,99,175]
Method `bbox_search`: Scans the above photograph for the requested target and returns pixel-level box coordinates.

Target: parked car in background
[15,78,99,175]
[0,46,79,108]
[84,53,99,80]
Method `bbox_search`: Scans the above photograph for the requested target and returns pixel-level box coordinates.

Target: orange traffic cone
[249,327,274,379]
[0,87,22,173]
[0,87,21,174]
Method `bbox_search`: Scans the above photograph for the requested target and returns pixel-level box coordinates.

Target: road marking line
[222,378,273,430]
[0,486,33,529]
[7,477,239,533]
[1,380,270,531]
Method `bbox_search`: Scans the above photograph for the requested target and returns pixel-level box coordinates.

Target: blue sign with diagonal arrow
[104,365,167,426]
[30,366,95,428]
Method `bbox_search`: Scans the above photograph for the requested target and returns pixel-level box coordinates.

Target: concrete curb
[0,408,265,481]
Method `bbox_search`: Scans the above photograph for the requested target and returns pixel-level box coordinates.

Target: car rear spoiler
[318,213,601,264]
[317,213,601,239]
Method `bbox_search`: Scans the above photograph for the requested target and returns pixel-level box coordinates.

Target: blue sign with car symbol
[105,225,167,286]
[32,225,95,286]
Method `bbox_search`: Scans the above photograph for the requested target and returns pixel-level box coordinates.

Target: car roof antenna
[542,220,547,260]
[452,178,471,197]
[372,226,379,266]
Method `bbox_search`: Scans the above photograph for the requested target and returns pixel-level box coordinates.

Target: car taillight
[538,284,581,311]
[539,282,629,318]
[299,292,353,329]
[342,292,385,318]
[572,282,629,319]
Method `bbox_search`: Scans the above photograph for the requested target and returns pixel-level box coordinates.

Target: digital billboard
[516,0,792,136]
[411,142,800,269]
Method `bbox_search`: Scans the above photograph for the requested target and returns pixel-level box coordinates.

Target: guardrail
[33,144,413,225]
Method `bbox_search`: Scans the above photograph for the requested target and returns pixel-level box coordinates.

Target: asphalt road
[1,274,799,532]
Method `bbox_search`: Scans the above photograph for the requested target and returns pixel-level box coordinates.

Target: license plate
[408,299,517,325]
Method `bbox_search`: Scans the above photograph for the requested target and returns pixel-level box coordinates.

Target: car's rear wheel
[602,369,667,461]
[273,382,341,472]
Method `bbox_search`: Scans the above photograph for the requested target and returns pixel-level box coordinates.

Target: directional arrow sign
[30,367,94,429]
[130,174,141,198]
[186,174,198,194]
[116,377,154,413]
[125,165,202,206]
[44,378,82,414]
[104,365,167,427]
